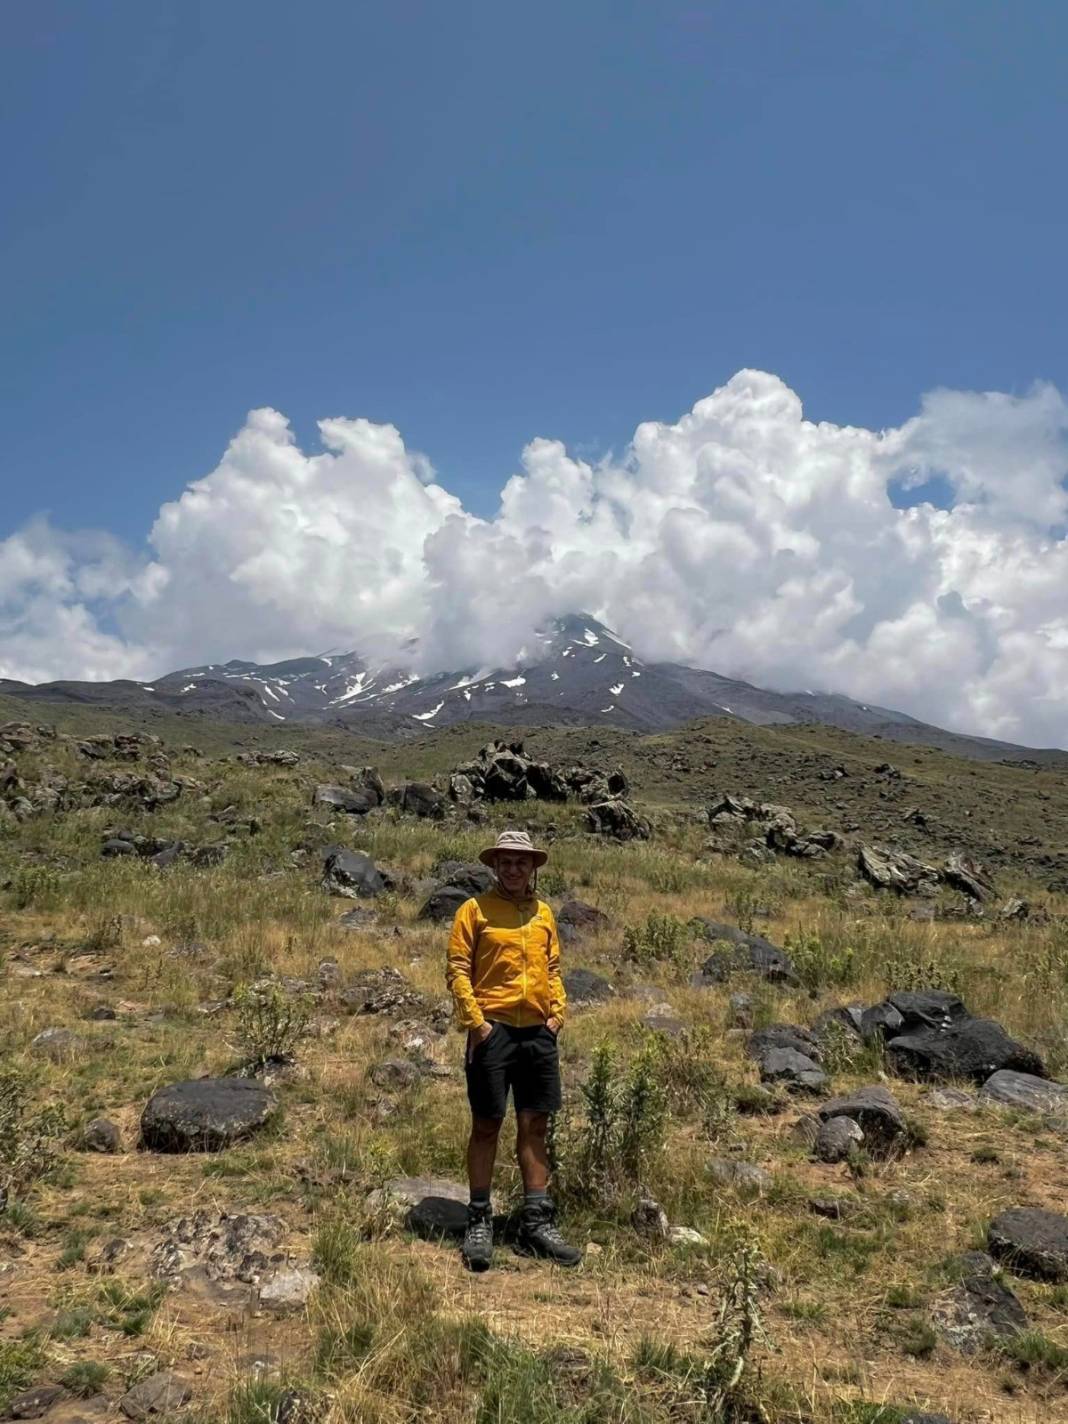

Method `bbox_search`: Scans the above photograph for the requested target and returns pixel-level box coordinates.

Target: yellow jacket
[446,889,566,1030]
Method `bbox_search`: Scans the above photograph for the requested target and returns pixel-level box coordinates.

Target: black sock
[470,1187,491,1207]
[524,1189,548,1208]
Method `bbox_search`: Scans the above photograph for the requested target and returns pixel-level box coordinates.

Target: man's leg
[467,1114,504,1194]
[515,1110,550,1192]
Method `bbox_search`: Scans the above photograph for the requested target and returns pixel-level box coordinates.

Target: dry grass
[1,721,1067,1421]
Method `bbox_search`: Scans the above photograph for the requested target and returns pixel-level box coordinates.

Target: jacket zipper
[520,902,528,1027]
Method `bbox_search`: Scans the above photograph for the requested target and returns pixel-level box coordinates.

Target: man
[445,829,581,1271]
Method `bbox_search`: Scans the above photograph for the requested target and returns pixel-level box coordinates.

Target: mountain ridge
[2,613,1064,763]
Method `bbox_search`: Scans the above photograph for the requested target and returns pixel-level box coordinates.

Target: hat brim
[479,846,549,869]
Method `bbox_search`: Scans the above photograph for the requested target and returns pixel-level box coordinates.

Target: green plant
[0,1336,45,1414]
[622,913,693,978]
[95,1279,165,1336]
[998,1329,1068,1378]
[783,926,857,991]
[697,1238,772,1413]
[883,946,963,996]
[232,980,311,1067]
[552,1043,667,1211]
[0,1067,67,1198]
[59,1360,110,1397]
[899,1315,937,1358]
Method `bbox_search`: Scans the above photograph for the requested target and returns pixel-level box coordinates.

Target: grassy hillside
[1,710,1067,1422]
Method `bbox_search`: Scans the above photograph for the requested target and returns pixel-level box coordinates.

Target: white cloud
[2,370,1067,748]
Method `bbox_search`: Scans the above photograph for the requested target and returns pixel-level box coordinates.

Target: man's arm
[545,905,566,1026]
[445,898,486,1030]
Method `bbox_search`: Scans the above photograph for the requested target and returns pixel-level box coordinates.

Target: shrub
[552,1043,667,1212]
[0,1067,67,1199]
[0,1336,46,1414]
[59,1361,110,1397]
[232,981,311,1068]
[783,926,857,991]
[622,913,693,978]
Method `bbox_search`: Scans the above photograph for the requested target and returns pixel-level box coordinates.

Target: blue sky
[4,0,1066,539]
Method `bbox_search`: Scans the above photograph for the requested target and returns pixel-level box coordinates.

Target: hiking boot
[515,1198,582,1267]
[461,1201,494,1272]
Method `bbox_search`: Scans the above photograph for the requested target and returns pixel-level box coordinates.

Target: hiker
[445,829,581,1271]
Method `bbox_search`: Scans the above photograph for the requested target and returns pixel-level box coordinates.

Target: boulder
[859,1001,905,1044]
[314,784,373,814]
[562,968,614,1005]
[585,798,650,840]
[140,1077,278,1152]
[369,1059,421,1091]
[931,1251,1028,1353]
[337,968,435,1020]
[692,920,800,987]
[150,1210,287,1285]
[857,843,940,896]
[887,1017,1044,1084]
[82,1118,121,1153]
[641,1011,686,1037]
[7,1384,66,1418]
[814,1116,863,1163]
[418,884,473,923]
[887,990,968,1029]
[120,1371,193,1420]
[943,853,996,903]
[321,847,393,899]
[399,782,446,819]
[818,1085,906,1154]
[150,841,184,870]
[979,1070,1068,1117]
[988,1207,1068,1281]
[31,1026,80,1060]
[556,899,610,942]
[101,837,138,857]
[812,1004,864,1041]
[431,861,496,896]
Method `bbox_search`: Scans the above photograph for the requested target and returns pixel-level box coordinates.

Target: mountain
[1,614,1063,763]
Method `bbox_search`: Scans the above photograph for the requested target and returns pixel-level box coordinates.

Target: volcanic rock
[140,1077,277,1152]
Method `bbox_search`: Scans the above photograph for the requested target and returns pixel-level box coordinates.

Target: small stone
[259,1266,319,1310]
[814,1115,863,1163]
[728,993,754,1029]
[119,1370,192,1419]
[631,1197,669,1240]
[8,1384,66,1418]
[667,1226,708,1247]
[82,1118,121,1153]
[708,1160,772,1194]
[924,1087,977,1112]
[369,1058,421,1090]
[31,1026,79,1060]
[641,1012,686,1037]
[808,1196,856,1219]
[818,1085,907,1154]
[142,935,162,947]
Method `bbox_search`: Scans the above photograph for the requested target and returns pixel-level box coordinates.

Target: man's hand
[466,1022,494,1061]
[545,1016,562,1036]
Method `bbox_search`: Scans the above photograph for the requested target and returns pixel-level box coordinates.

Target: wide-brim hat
[478,829,549,868]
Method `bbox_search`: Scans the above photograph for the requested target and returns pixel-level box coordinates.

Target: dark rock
[417,885,472,923]
[887,1017,1045,1084]
[140,1077,277,1152]
[8,1384,66,1418]
[82,1118,121,1153]
[101,837,137,857]
[314,784,373,814]
[813,1004,864,1041]
[150,1209,287,1286]
[399,782,446,819]
[899,1415,955,1424]
[789,1114,822,1149]
[931,1250,1028,1353]
[756,1047,827,1094]
[691,920,800,987]
[321,847,393,899]
[562,968,614,1005]
[988,1207,1068,1280]
[149,841,184,870]
[585,798,650,840]
[375,1176,469,1240]
[190,842,230,868]
[85,1004,117,1021]
[430,861,496,897]
[748,1025,821,1061]
[729,992,754,1029]
[859,1001,905,1043]
[556,899,610,942]
[814,1116,863,1163]
[818,1085,906,1153]
[979,1070,1068,1117]
[336,907,377,930]
[337,967,432,1019]
[631,1197,669,1240]
[924,1087,977,1112]
[887,990,968,1029]
[119,1371,192,1419]
[808,1196,856,1219]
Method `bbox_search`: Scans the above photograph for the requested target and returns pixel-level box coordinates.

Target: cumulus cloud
[2,370,1067,748]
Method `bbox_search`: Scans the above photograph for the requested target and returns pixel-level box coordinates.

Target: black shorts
[464,1022,562,1120]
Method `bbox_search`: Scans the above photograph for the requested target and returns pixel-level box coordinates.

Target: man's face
[495,851,535,895]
